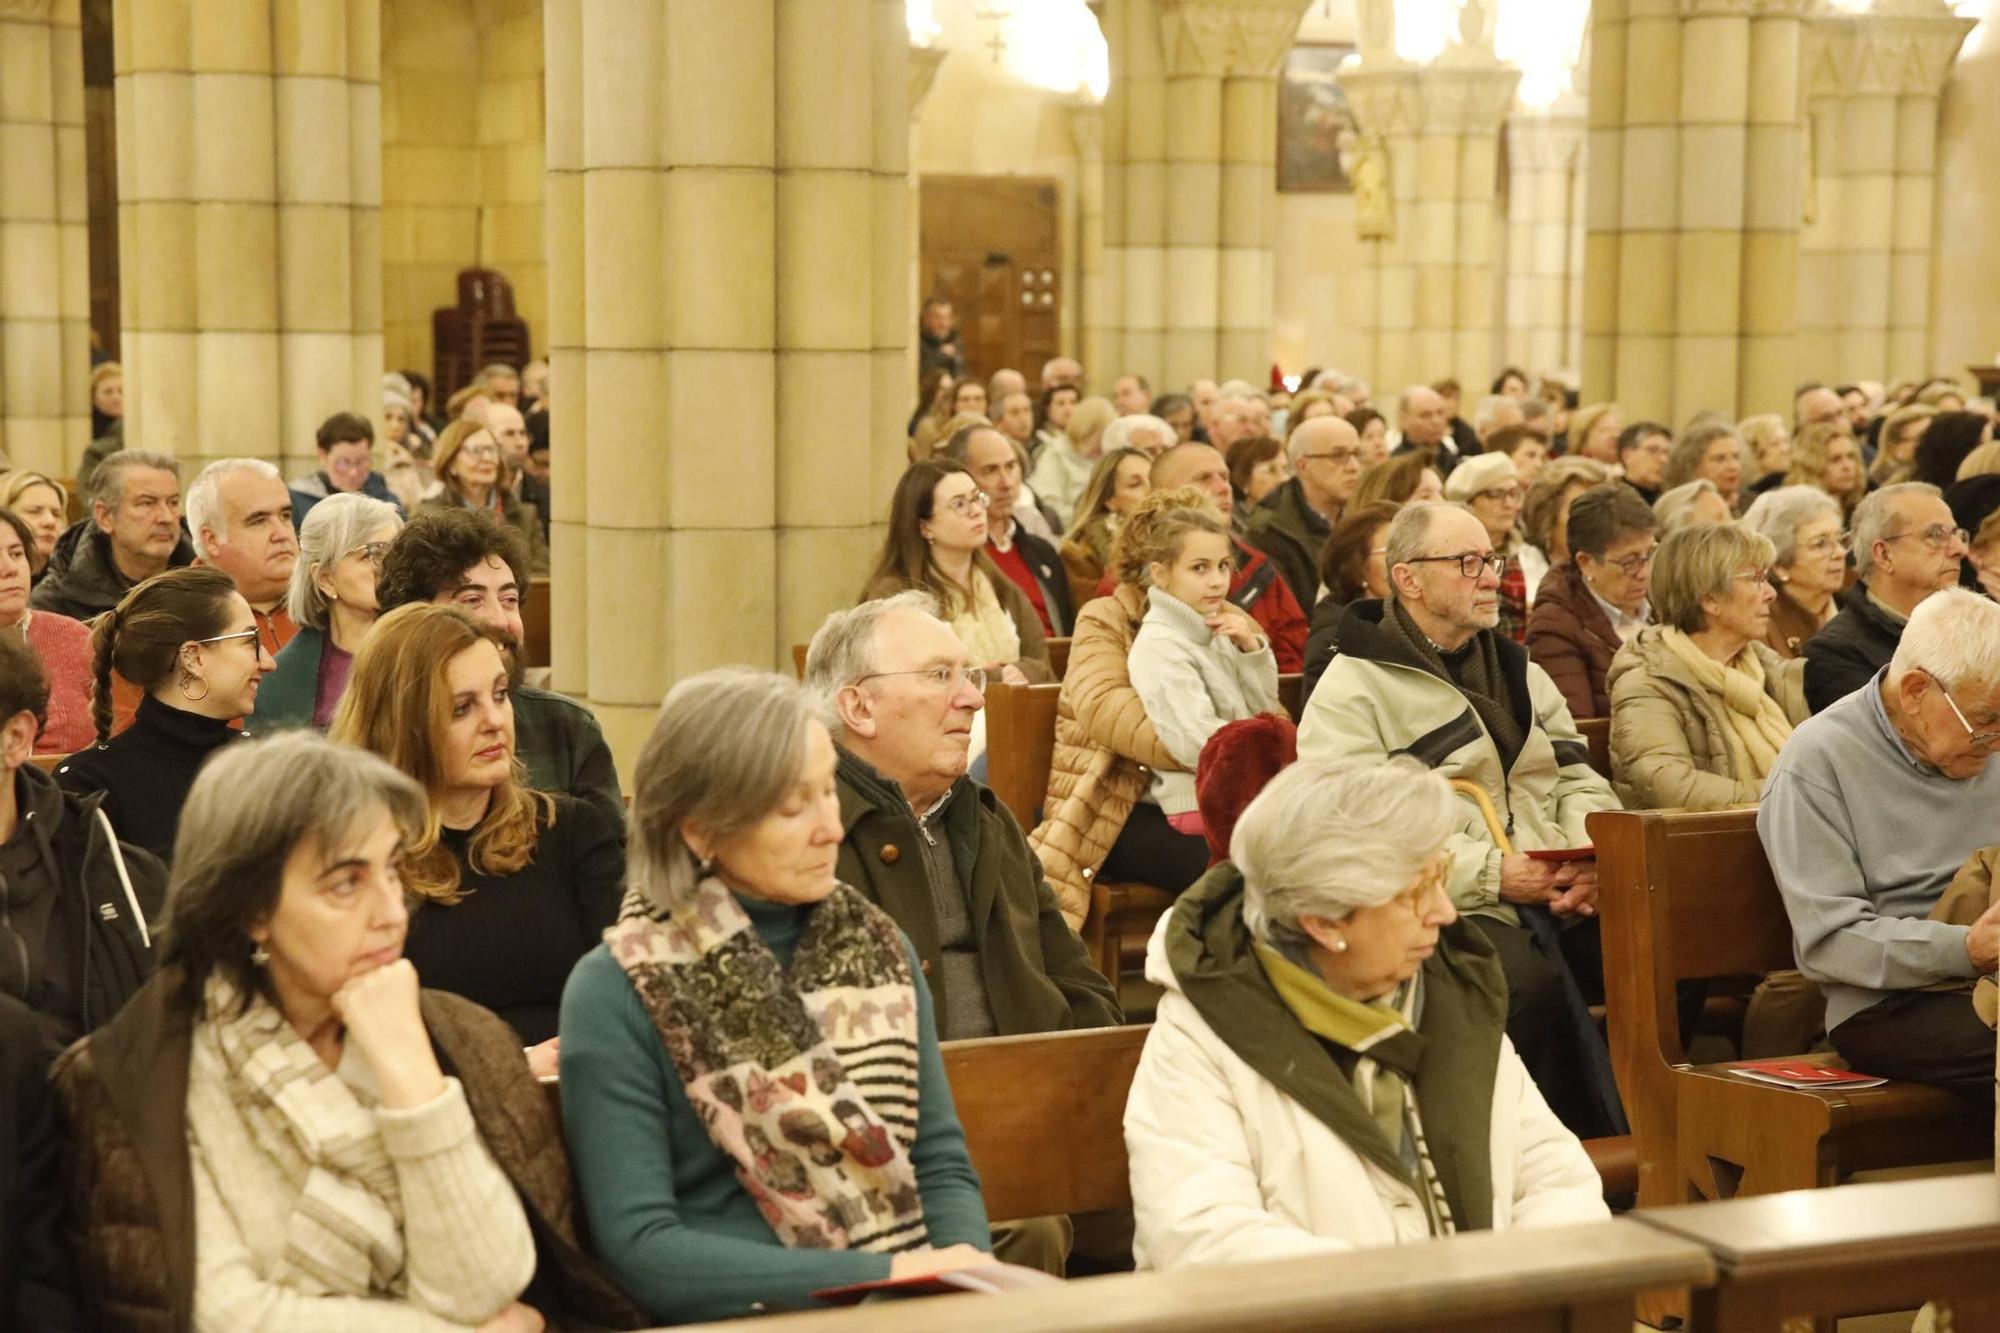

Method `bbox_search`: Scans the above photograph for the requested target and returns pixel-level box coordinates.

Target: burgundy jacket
[1526,561,1625,721]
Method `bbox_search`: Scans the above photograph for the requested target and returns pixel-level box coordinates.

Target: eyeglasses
[1298,449,1362,468]
[938,490,991,518]
[1598,545,1657,576]
[1881,524,1969,552]
[1404,551,1507,580]
[1934,680,2000,749]
[1730,567,1772,585]
[1800,535,1849,557]
[460,443,500,460]
[347,540,390,569]
[191,627,261,650]
[1473,486,1524,505]
[855,664,987,692]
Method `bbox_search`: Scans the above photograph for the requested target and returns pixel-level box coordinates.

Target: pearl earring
[250,943,270,965]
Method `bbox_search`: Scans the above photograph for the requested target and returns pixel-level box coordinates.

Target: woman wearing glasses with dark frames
[57,567,274,864]
[250,493,405,733]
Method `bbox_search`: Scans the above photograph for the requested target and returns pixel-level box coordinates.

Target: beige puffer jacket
[1605,626,1807,811]
[1029,584,1182,928]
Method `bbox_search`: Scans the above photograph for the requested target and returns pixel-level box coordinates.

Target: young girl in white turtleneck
[1127,506,1280,837]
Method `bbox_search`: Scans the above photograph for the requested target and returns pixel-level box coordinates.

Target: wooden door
[919,176,1062,391]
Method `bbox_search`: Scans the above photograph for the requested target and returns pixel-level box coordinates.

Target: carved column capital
[1803,6,1974,101]
[908,43,947,118]
[1155,0,1312,79]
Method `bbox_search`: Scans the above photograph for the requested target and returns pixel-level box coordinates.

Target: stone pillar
[1581,0,1809,423]
[114,0,382,476]
[1154,0,1307,389]
[1342,57,1517,396]
[908,42,945,398]
[1109,0,1168,389]
[1068,100,1107,390]
[1799,3,1971,385]
[0,0,89,473]
[545,0,906,768]
[1504,110,1586,377]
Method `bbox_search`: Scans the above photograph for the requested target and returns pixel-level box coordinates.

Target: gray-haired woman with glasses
[251,492,404,733]
[1741,485,1847,659]
[57,567,274,863]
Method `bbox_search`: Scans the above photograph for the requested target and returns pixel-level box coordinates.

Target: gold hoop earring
[178,672,209,703]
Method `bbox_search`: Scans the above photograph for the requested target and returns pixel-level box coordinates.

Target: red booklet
[813,1263,1061,1303]
[1726,1059,1886,1090]
[1526,846,1594,862]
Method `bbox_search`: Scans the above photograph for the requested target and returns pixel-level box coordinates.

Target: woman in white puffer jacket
[1123,755,1608,1270]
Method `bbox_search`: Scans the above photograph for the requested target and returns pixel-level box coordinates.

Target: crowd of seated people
[10,345,2000,1331]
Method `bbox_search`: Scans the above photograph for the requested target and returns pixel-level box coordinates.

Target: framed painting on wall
[1277,42,1358,193]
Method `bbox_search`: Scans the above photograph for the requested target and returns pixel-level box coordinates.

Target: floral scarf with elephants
[604,876,929,1253]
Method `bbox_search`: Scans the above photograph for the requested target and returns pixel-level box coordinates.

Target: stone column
[907,42,945,398]
[1109,0,1168,389]
[1068,100,1108,391]
[114,0,381,476]
[1582,0,1810,423]
[1342,56,1517,396]
[0,0,89,474]
[1799,3,1971,385]
[1504,109,1586,377]
[1154,0,1307,389]
[545,0,906,768]
[1339,61,1419,395]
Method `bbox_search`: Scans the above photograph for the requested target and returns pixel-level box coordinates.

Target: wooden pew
[677,1216,1714,1331]
[791,643,807,679]
[1637,1173,2000,1330]
[1575,715,1611,780]
[29,753,67,773]
[522,575,551,669]
[1588,807,1986,1317]
[1045,636,1070,680]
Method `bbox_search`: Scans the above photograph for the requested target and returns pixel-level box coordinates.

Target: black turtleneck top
[54,692,240,865]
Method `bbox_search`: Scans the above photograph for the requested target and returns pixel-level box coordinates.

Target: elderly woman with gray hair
[1605,524,1808,811]
[249,492,403,732]
[1740,485,1848,659]
[559,668,995,1325]
[53,732,642,1332]
[1123,756,1607,1269]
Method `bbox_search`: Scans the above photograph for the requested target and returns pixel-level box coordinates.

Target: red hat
[1195,714,1298,867]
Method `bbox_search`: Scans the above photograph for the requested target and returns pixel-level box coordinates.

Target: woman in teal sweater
[559,668,991,1324]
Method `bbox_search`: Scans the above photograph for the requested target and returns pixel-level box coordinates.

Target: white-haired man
[1299,502,1624,1139]
[1763,588,2000,1101]
[1208,395,1261,452]
[1244,415,1363,613]
[1103,413,1175,460]
[1041,356,1082,392]
[1112,373,1151,416]
[806,591,1119,1039]
[1393,384,1458,475]
[32,451,193,623]
[1804,482,1966,713]
[186,459,300,654]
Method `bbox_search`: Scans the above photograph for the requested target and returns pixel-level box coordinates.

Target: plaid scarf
[605,878,928,1253]
[194,972,407,1297]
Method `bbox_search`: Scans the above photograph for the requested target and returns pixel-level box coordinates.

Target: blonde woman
[1029,394,1118,528]
[1784,421,1867,521]
[1869,403,1936,488]
[0,472,69,579]
[1737,414,1790,491]
[1567,403,1621,464]
[331,603,624,1060]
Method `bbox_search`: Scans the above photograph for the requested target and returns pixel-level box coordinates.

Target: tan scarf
[194,972,408,1298]
[1659,627,1793,783]
[605,878,929,1253]
[949,569,1021,668]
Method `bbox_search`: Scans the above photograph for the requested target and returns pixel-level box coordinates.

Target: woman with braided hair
[55,567,272,863]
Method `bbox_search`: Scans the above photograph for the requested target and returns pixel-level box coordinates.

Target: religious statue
[1341,128,1394,241]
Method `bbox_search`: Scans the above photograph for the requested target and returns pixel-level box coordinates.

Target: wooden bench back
[939,1026,1148,1220]
[1590,807,1788,1068]
[1577,715,1611,779]
[523,576,552,669]
[984,681,1062,828]
[1046,636,1070,679]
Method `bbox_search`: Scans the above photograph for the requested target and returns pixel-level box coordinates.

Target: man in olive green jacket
[810,595,1120,1041]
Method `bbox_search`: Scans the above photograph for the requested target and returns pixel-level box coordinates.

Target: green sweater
[558,893,991,1324]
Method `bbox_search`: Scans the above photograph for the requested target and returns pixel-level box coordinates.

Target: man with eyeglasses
[288,412,407,526]
[1762,588,2000,1102]
[1804,482,1967,713]
[1244,415,1364,615]
[1299,502,1626,1140]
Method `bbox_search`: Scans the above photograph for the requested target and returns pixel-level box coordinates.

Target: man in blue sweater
[1760,587,2000,1101]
